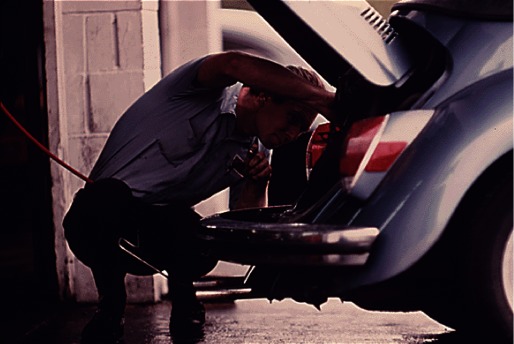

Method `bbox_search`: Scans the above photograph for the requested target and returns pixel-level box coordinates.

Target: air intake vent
[361,7,397,44]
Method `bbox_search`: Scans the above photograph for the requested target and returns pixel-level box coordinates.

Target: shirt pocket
[158,121,205,167]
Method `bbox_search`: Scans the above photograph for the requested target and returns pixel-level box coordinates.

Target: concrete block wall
[61,1,160,194]
[45,0,163,303]
[44,0,221,304]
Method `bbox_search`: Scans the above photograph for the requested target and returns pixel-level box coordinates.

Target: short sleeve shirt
[89,57,256,206]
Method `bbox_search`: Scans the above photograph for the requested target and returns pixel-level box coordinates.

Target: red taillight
[365,141,407,172]
[339,117,385,176]
[306,122,332,169]
[306,116,408,181]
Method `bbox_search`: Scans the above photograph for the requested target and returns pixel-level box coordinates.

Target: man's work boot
[169,298,205,340]
[169,280,205,340]
[82,268,127,344]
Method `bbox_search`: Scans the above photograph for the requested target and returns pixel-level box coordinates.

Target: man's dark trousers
[63,178,217,320]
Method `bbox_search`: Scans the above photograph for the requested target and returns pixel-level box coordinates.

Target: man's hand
[246,149,272,184]
[233,144,271,210]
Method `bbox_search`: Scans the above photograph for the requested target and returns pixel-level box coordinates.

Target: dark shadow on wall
[0,1,58,341]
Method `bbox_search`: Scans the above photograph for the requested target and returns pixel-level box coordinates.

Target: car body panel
[346,68,513,288]
[404,12,513,108]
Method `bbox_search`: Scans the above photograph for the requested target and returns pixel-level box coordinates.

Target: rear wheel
[426,174,513,341]
[465,199,513,340]
[502,230,513,316]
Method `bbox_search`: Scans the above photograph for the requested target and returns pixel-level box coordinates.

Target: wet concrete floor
[15,297,462,344]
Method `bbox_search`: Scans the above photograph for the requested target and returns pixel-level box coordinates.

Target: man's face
[255,99,315,149]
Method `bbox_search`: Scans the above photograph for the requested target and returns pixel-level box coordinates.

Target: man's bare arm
[196,51,337,121]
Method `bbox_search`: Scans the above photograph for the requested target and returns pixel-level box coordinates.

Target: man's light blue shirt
[89,57,256,206]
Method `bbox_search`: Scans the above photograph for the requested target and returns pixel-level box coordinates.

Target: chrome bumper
[199,211,379,267]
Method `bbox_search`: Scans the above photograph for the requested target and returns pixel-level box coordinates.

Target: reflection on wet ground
[14,298,508,344]
[15,299,460,344]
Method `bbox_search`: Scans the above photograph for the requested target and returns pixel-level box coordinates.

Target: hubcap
[502,229,513,311]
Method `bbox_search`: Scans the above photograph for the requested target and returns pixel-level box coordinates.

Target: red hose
[0,101,93,184]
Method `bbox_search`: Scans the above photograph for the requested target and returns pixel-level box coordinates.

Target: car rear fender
[346,68,513,288]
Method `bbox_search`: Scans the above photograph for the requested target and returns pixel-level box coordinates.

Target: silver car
[199,0,513,340]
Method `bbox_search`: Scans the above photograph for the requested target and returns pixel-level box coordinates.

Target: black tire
[426,174,513,342]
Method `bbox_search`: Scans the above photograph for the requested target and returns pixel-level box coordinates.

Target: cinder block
[143,67,161,90]
[64,74,87,135]
[66,134,107,193]
[68,135,107,178]
[141,8,161,71]
[86,14,117,72]
[73,261,98,303]
[62,14,85,74]
[116,12,144,70]
[126,275,158,303]
[63,0,142,14]
[142,1,159,12]
[69,175,88,198]
[88,71,145,133]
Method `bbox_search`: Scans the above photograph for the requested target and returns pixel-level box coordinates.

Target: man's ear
[242,86,269,109]
[239,87,263,111]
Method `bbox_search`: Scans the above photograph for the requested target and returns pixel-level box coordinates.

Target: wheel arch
[343,151,513,315]
[417,150,513,339]
[346,69,513,288]
[419,149,513,278]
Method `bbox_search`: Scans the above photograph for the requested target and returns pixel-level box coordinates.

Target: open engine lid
[247,0,413,87]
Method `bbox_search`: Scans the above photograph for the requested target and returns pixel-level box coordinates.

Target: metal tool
[118,238,169,278]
